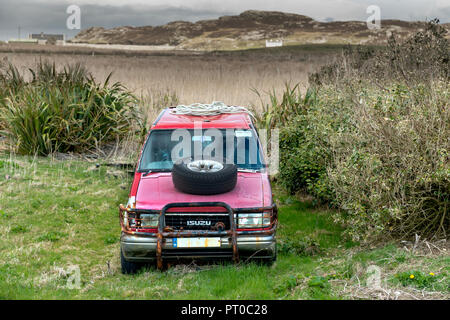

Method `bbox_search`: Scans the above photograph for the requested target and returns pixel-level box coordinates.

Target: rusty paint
[230,208,239,263]
[156,232,163,270]
[119,201,278,269]
[213,221,226,231]
[156,210,164,270]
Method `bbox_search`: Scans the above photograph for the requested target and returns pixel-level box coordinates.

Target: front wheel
[261,244,277,266]
[120,248,141,274]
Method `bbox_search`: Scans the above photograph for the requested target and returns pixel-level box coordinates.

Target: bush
[275,20,449,241]
[279,81,449,242]
[310,19,449,87]
[0,61,140,155]
[252,83,315,132]
[328,82,449,241]
[0,63,25,117]
[252,83,327,198]
[278,87,354,201]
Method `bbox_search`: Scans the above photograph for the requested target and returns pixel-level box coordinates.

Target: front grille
[164,213,230,231]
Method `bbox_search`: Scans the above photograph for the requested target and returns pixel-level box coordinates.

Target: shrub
[279,118,329,199]
[0,62,25,93]
[310,19,449,87]
[275,20,449,241]
[328,82,449,241]
[279,80,449,241]
[0,63,25,121]
[251,83,315,132]
[0,61,140,155]
[28,61,89,85]
[252,83,326,197]
[278,86,354,201]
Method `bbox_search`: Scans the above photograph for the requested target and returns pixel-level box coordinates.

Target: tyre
[172,159,237,195]
[255,245,277,266]
[120,248,141,274]
[263,246,277,266]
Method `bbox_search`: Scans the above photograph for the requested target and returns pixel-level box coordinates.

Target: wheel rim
[187,160,224,173]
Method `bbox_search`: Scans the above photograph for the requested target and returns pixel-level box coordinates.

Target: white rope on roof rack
[170,101,255,118]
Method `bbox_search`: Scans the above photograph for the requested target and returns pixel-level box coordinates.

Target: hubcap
[187,160,223,173]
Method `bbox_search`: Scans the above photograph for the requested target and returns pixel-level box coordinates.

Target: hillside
[70,10,446,50]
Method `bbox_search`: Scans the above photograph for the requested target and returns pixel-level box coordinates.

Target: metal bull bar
[156,202,238,269]
[120,202,278,270]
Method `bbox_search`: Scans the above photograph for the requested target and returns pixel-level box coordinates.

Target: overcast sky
[0,0,449,40]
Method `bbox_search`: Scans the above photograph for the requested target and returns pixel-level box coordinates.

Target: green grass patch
[10,225,29,234]
[0,155,448,299]
[37,231,68,242]
[393,270,449,292]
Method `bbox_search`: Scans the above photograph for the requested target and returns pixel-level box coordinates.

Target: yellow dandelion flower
[409,274,414,279]
[429,272,435,276]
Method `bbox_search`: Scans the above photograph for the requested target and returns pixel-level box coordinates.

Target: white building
[29,33,65,45]
[265,39,283,48]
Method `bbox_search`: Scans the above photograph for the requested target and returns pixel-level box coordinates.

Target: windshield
[139,129,265,171]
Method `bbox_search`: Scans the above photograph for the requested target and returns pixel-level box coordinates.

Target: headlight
[123,211,128,227]
[140,214,159,228]
[236,212,271,228]
[127,196,136,209]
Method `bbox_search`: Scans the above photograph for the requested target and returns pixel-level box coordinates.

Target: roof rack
[169,101,255,119]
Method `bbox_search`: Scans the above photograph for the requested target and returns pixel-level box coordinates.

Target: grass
[0,45,334,111]
[0,155,448,300]
[0,61,140,156]
[225,44,382,56]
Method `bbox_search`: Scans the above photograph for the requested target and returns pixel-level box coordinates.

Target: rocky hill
[71,10,447,50]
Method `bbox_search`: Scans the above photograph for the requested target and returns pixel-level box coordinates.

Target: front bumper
[119,201,278,267]
[121,233,276,262]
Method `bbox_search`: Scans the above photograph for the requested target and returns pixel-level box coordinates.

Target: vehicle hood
[135,172,266,210]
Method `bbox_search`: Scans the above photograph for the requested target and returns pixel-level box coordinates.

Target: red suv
[119,107,277,273]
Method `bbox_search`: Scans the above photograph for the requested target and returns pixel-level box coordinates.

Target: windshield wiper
[142,168,259,175]
[141,169,171,177]
[237,168,261,173]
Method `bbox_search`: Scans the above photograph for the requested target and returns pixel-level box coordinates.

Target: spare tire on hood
[172,159,237,195]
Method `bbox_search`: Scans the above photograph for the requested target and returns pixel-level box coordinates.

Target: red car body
[119,108,277,271]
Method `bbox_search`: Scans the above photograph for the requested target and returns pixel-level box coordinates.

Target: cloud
[0,0,448,41]
[53,0,449,22]
[0,0,233,40]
